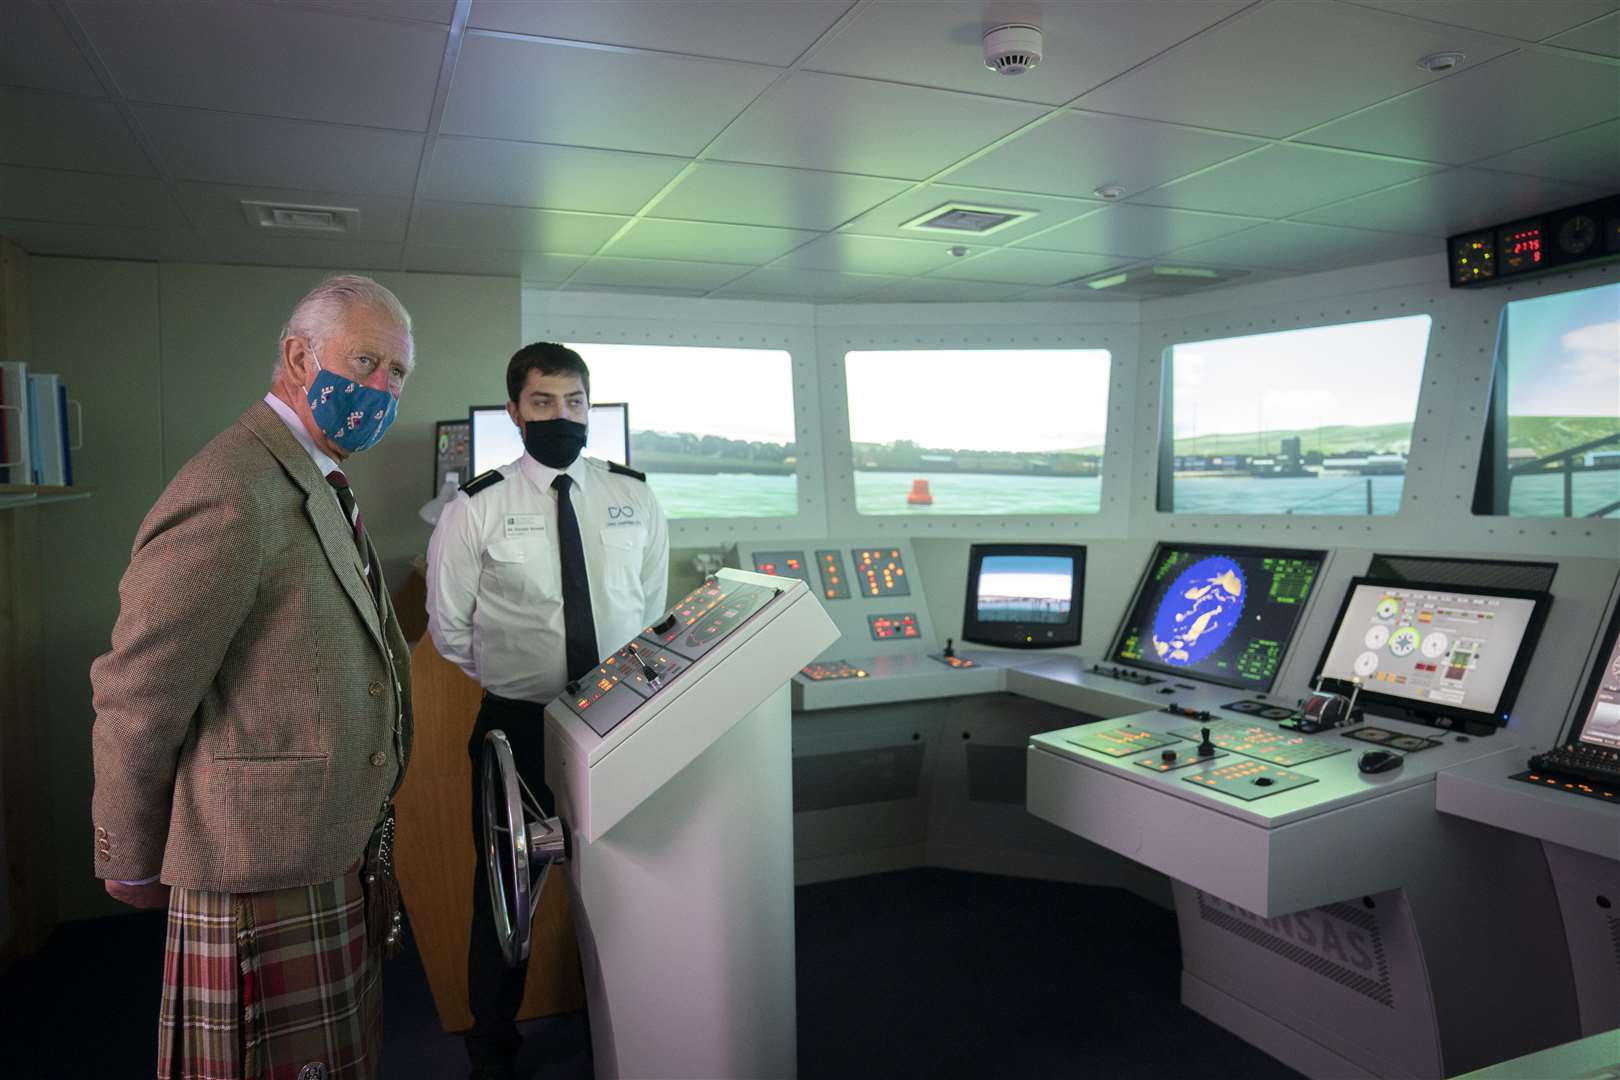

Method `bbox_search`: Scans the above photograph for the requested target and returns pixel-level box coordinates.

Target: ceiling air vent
[1078,264,1249,296]
[241,200,359,235]
[900,203,1033,236]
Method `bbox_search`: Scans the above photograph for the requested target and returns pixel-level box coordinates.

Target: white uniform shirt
[426,452,670,705]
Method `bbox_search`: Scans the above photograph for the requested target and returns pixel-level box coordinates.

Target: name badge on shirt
[504,514,545,538]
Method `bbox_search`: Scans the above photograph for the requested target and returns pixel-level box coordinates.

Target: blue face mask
[304,358,398,454]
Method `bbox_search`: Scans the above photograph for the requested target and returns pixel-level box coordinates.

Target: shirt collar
[516,451,587,496]
[263,392,342,478]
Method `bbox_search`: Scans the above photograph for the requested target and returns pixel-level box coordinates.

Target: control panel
[750,550,811,585]
[561,576,778,737]
[853,547,911,597]
[868,613,920,641]
[1448,192,1620,288]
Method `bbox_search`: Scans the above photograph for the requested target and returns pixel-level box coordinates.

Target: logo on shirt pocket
[607,505,635,522]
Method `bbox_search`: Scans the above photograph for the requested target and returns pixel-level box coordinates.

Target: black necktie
[325,469,377,598]
[552,473,599,682]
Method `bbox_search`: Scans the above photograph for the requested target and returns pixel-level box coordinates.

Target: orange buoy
[906,478,933,506]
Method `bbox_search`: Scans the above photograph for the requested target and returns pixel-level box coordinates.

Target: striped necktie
[325,469,375,594]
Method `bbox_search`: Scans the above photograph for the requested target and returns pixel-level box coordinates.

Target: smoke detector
[983,23,1042,75]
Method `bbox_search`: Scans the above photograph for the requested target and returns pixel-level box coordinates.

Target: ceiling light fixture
[900,203,1034,235]
[1417,51,1465,72]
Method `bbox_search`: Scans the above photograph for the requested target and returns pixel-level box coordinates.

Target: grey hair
[273,274,413,382]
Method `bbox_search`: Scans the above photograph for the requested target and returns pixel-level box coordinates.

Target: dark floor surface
[2,868,1300,1079]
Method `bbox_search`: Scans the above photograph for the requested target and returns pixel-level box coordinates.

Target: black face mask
[523,418,588,469]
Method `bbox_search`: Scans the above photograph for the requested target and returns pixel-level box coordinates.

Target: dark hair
[506,342,590,402]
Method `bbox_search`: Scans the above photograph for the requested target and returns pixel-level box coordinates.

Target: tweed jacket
[90,400,413,892]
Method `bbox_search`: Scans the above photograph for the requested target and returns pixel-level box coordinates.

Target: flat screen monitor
[433,418,470,496]
[469,402,629,477]
[1567,599,1620,750]
[962,544,1084,649]
[1110,543,1325,690]
[1314,578,1549,727]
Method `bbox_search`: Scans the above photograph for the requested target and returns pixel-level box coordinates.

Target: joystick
[652,613,678,635]
[1197,727,1216,758]
[944,638,956,659]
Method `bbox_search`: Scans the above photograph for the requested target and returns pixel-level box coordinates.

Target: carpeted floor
[2,868,1299,1079]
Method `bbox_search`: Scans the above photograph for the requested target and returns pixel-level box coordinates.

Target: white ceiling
[1,0,1616,302]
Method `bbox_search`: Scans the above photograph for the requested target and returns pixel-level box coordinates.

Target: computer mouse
[1358,749,1403,774]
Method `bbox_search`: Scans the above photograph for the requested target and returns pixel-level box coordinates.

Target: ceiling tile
[134,106,424,197]
[211,236,405,271]
[468,0,852,66]
[569,256,753,291]
[443,32,777,155]
[404,246,587,280]
[1075,1,1514,137]
[0,88,152,176]
[773,234,961,275]
[1546,10,1620,55]
[1303,50,1620,164]
[175,182,412,243]
[860,277,1038,303]
[1472,120,1620,187]
[841,184,1098,245]
[295,0,457,23]
[655,162,908,230]
[1346,0,1617,41]
[0,217,209,263]
[946,111,1260,200]
[69,1,446,130]
[1132,145,1445,218]
[708,71,1045,179]
[929,248,1120,285]
[412,202,627,252]
[712,266,898,300]
[807,1,1248,106]
[0,165,187,229]
[1296,168,1606,236]
[1165,221,1438,271]
[0,3,103,96]
[559,283,713,298]
[603,219,818,264]
[426,137,688,213]
[1021,204,1262,258]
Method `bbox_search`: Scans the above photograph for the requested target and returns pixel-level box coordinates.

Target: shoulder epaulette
[607,461,647,483]
[460,469,506,496]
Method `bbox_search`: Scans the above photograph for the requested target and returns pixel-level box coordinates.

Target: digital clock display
[1497,221,1543,275]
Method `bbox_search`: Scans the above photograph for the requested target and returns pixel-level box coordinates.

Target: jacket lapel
[241,402,386,653]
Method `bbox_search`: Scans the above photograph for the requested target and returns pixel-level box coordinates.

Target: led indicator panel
[853,548,911,597]
[751,550,811,584]
[1498,221,1544,275]
[1450,230,1494,285]
[816,549,851,600]
[868,613,920,641]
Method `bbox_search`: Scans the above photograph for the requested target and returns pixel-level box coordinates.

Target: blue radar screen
[1151,557,1246,666]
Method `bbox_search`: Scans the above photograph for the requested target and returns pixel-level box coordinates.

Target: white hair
[273,274,413,382]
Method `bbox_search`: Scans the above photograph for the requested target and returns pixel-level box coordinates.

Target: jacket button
[370,751,387,767]
[368,681,383,697]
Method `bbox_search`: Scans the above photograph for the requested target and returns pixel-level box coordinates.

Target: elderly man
[90,274,416,1080]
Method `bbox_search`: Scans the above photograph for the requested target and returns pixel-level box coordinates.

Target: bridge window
[568,342,798,519]
[842,349,1112,517]
[1158,315,1432,515]
[1473,283,1620,520]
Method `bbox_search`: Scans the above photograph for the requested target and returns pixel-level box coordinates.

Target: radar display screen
[815,549,851,600]
[1569,599,1620,750]
[1109,543,1324,690]
[853,548,910,597]
[751,550,811,584]
[1315,578,1548,726]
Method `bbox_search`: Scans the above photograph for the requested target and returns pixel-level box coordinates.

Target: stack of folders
[0,361,77,487]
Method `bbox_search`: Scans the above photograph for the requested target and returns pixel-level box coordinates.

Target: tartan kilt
[157,871,382,1080]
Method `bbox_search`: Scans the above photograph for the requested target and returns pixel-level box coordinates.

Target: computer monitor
[469,402,630,476]
[1314,577,1550,727]
[432,418,470,496]
[1109,543,1325,690]
[1566,600,1620,750]
[962,544,1084,649]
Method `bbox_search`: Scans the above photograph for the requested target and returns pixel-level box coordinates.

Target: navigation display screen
[1316,579,1548,725]
[1110,544,1324,690]
[962,544,1085,649]
[1573,602,1620,750]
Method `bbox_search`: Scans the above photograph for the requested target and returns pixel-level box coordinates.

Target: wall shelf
[0,484,94,510]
